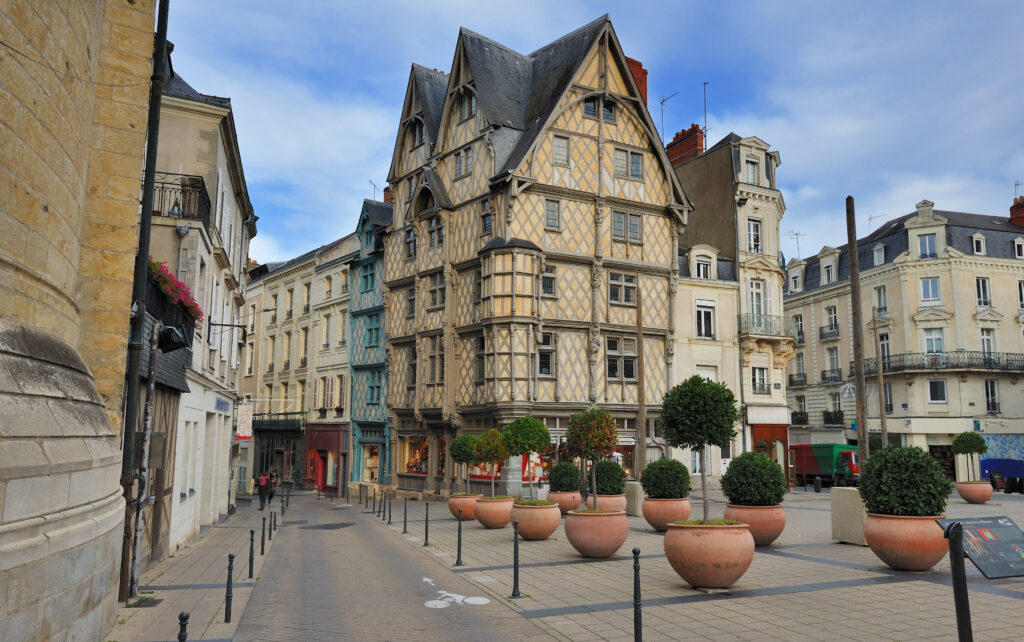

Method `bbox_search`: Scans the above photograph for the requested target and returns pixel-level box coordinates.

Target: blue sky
[166,0,1024,264]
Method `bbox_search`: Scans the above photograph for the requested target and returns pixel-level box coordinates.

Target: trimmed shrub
[719,452,786,506]
[592,459,626,495]
[858,446,954,516]
[640,458,691,499]
[451,434,480,465]
[514,499,556,506]
[951,431,988,455]
[548,461,581,492]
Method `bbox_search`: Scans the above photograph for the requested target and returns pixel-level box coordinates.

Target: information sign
[936,516,1024,579]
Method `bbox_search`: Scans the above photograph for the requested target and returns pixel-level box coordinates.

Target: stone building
[383,16,691,496]
[784,199,1024,477]
[0,1,154,638]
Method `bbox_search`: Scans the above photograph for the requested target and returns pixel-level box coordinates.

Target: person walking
[268,469,277,505]
[257,471,269,510]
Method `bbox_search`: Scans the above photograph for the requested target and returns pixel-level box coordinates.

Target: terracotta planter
[474,497,514,529]
[957,481,993,504]
[641,498,691,532]
[723,504,786,546]
[583,494,626,511]
[510,502,561,540]
[448,494,482,520]
[547,490,582,515]
[564,510,629,558]
[863,513,948,571]
[664,522,755,589]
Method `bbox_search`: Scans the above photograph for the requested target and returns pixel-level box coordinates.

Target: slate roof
[479,237,542,253]
[364,199,393,227]
[411,64,449,145]
[163,44,231,109]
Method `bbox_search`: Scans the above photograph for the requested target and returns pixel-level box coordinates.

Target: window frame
[606,336,637,381]
[474,335,486,383]
[537,332,555,377]
[924,328,944,354]
[927,379,947,404]
[481,204,493,236]
[365,313,380,347]
[751,367,768,393]
[613,148,643,180]
[459,91,477,121]
[608,272,637,306]
[404,226,416,260]
[747,218,762,254]
[976,277,991,307]
[875,285,887,312]
[544,199,560,231]
[874,245,885,266]
[696,305,715,339]
[1019,280,1024,309]
[601,101,615,123]
[745,159,759,185]
[428,215,444,248]
[428,272,446,309]
[362,263,376,292]
[919,233,937,259]
[583,97,597,118]
[552,135,569,166]
[1015,239,1024,259]
[980,328,995,354]
[972,234,986,255]
[407,346,417,388]
[696,257,712,280]
[541,265,557,298]
[921,276,940,303]
[368,369,382,405]
[406,287,416,319]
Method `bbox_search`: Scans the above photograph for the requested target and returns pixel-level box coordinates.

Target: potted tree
[951,431,992,504]
[660,375,752,589]
[501,416,550,499]
[510,497,561,541]
[547,461,582,514]
[639,458,691,532]
[473,429,513,528]
[448,433,482,520]
[563,408,628,558]
[591,459,627,511]
[721,452,787,546]
[858,446,954,571]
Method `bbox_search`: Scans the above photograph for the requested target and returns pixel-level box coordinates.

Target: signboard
[236,403,253,441]
[936,516,1024,579]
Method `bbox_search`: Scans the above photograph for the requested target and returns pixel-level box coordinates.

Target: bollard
[273,511,277,531]
[388,492,393,525]
[814,476,822,493]
[177,611,189,641]
[944,522,974,642]
[372,490,377,514]
[248,529,255,579]
[424,501,430,547]
[632,547,643,641]
[378,492,385,519]
[381,494,387,521]
[455,508,464,566]
[225,554,234,623]
[261,517,266,555]
[510,520,522,598]
[268,513,273,541]
[402,497,408,534]
[281,496,286,517]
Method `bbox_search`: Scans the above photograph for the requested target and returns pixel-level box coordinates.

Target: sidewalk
[107,496,288,641]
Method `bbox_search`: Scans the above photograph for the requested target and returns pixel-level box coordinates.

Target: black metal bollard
[268,513,273,541]
[372,490,377,514]
[273,510,277,531]
[381,493,387,521]
[388,492,393,525]
[261,517,266,555]
[455,508,464,566]
[510,520,522,598]
[814,476,822,493]
[248,529,254,579]
[177,611,189,641]
[944,522,974,642]
[633,547,643,641]
[402,497,408,534]
[281,495,286,517]
[424,501,430,547]
[378,491,385,519]
[225,554,234,623]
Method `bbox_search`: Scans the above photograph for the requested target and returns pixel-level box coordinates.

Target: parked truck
[791,443,860,487]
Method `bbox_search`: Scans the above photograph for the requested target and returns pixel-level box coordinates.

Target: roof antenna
[659,91,678,145]
[1015,180,1022,198]
[703,81,710,152]
[784,230,806,259]
[867,213,887,230]
[369,179,379,201]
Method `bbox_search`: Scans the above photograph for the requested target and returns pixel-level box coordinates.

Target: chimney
[625,57,647,105]
[383,186,393,204]
[1011,195,1024,227]
[665,124,704,167]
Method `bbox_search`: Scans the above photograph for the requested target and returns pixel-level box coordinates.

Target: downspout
[734,192,748,454]
[176,223,192,278]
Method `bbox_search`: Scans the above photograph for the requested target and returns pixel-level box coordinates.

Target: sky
[165,0,1024,264]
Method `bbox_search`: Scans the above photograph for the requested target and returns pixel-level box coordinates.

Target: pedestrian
[268,469,277,505]
[257,471,268,510]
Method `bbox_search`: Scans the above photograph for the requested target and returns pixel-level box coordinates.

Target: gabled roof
[363,199,393,227]
[411,64,449,144]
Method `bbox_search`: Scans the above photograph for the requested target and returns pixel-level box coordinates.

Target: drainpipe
[734,192,748,454]
[176,223,192,278]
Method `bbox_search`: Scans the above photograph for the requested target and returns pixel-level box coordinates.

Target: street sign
[936,516,1024,579]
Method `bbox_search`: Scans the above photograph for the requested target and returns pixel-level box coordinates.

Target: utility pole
[847,197,869,462]
[872,307,888,447]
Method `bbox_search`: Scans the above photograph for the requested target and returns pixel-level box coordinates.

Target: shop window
[405,436,429,475]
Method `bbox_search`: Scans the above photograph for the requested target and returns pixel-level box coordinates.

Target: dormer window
[696,256,712,279]
[824,264,834,284]
[745,159,759,185]
[972,234,986,255]
[919,233,937,259]
[459,91,477,120]
[1015,238,1024,259]
[873,245,885,266]
[791,274,800,291]
[411,119,424,148]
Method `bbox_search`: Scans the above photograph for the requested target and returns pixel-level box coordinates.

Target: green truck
[791,443,860,487]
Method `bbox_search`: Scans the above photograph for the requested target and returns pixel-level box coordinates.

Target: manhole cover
[299,522,354,530]
[129,598,163,608]
[282,520,308,526]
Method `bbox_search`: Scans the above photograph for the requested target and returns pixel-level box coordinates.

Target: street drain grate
[282,520,308,526]
[299,522,353,530]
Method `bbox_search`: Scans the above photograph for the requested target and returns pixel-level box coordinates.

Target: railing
[282,359,290,371]
[303,303,310,315]
[252,412,305,432]
[341,284,349,293]
[151,172,211,234]
[788,373,807,387]
[821,368,843,383]
[299,356,307,368]
[322,342,330,349]
[791,411,809,425]
[819,324,840,340]
[286,309,293,319]
[986,402,1001,415]
[851,351,1024,375]
[751,382,770,395]
[920,252,937,259]
[823,410,844,424]
[739,313,799,339]
[877,306,887,314]
[795,332,805,345]
[325,290,332,298]
[266,363,274,373]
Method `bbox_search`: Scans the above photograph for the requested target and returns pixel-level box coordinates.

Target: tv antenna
[703,81,710,152]
[659,91,678,145]
[784,230,806,259]
[1015,180,1022,198]
[369,179,380,200]
[867,213,887,230]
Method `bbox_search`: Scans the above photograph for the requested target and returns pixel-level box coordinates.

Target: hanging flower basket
[146,257,202,338]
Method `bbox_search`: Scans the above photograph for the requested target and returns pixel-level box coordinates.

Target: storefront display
[362,444,379,482]
[405,436,429,475]
[469,460,502,480]
[611,444,636,479]
[436,436,446,478]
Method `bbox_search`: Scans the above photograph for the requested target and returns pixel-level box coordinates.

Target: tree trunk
[490,462,496,496]
[527,456,534,500]
[591,457,598,509]
[699,446,709,523]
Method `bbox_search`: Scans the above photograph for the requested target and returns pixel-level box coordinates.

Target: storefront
[306,423,348,498]
[749,405,793,486]
[397,426,452,494]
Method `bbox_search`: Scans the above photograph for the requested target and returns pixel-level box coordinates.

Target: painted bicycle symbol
[424,589,490,609]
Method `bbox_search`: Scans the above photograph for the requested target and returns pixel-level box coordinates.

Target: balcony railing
[303,303,310,315]
[751,382,770,395]
[286,309,293,319]
[795,332,805,345]
[788,372,807,387]
[823,410,844,424]
[341,284,350,293]
[325,289,332,298]
[986,401,1001,415]
[252,411,305,433]
[739,314,799,339]
[821,368,843,383]
[851,351,1024,375]
[151,172,211,234]
[299,356,307,368]
[266,363,274,373]
[819,324,840,340]
[791,411,809,425]
[282,359,290,371]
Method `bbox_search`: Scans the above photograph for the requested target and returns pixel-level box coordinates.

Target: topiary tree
[450,433,480,493]
[547,461,580,493]
[858,446,954,516]
[640,458,691,499]
[720,452,786,506]
[474,428,508,497]
[592,459,627,495]
[501,416,550,499]
[661,375,739,522]
[951,431,988,481]
[567,408,618,509]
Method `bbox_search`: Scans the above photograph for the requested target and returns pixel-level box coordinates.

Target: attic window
[972,234,986,255]
[583,98,597,118]
[460,92,477,120]
[873,245,885,266]
[1015,238,1024,259]
[602,102,615,123]
[411,120,424,147]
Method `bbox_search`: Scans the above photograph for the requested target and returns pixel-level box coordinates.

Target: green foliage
[450,434,480,465]
[719,452,787,506]
[574,509,620,514]
[951,431,988,455]
[474,429,508,465]
[639,458,691,499]
[591,459,626,495]
[501,416,550,456]
[676,519,742,526]
[858,446,955,516]
[661,376,738,451]
[514,499,556,506]
[480,495,513,500]
[547,461,581,492]
[566,409,618,460]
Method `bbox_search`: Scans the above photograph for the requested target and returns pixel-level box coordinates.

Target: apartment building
[784,199,1024,477]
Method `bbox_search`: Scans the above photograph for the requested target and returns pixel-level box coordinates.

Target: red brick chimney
[383,186,393,204]
[625,57,647,105]
[1011,195,1024,227]
[665,124,704,166]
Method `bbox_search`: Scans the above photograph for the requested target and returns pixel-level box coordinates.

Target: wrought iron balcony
[788,372,807,387]
[151,172,211,234]
[823,410,844,424]
[819,324,840,340]
[852,351,1024,375]
[821,368,843,383]
[791,411,809,425]
[751,382,770,395]
[739,314,799,339]
[986,401,1001,415]
[252,411,305,433]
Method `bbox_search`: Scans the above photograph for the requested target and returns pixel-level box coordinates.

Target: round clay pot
[474,497,514,529]
[510,502,562,540]
[664,522,755,589]
[863,513,948,571]
[641,498,691,532]
[448,494,482,520]
[547,491,582,515]
[723,504,786,546]
[586,494,626,511]
[564,510,629,558]
[957,481,993,505]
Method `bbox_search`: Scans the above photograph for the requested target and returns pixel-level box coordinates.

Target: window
[608,272,636,305]
[405,227,416,259]
[364,229,374,249]
[747,219,762,253]
[583,97,597,118]
[1015,239,1024,259]
[459,91,476,120]
[428,215,443,247]
[552,136,569,166]
[338,315,346,345]
[541,265,556,297]
[875,285,887,313]
[921,277,940,302]
[334,375,345,411]
[606,337,636,380]
[408,347,416,387]
[976,277,991,307]
[973,235,985,255]
[602,101,615,122]
[428,273,446,308]
[919,233,937,258]
[366,314,380,347]
[985,380,999,413]
[246,341,254,375]
[475,335,486,383]
[791,274,800,290]
[827,346,840,371]
[429,335,444,383]
[924,328,944,353]
[879,333,890,364]
[884,382,893,414]
[406,287,416,318]
[696,305,714,339]
[612,212,625,240]
[794,314,804,341]
[538,333,555,376]
[628,213,642,242]
[751,367,768,393]
[829,392,841,411]
[455,152,463,177]
[481,204,493,236]
[980,328,994,354]
[696,257,712,279]
[474,269,482,302]
[745,159,759,185]
[927,379,947,403]
[749,280,764,315]
[321,315,330,348]
[544,200,560,231]
[1019,281,1024,309]
[286,289,294,318]
[464,147,473,174]
[411,120,424,147]
[614,149,643,179]
[362,263,375,291]
[874,245,885,266]
[824,264,834,284]
[368,369,382,404]
[324,276,332,298]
